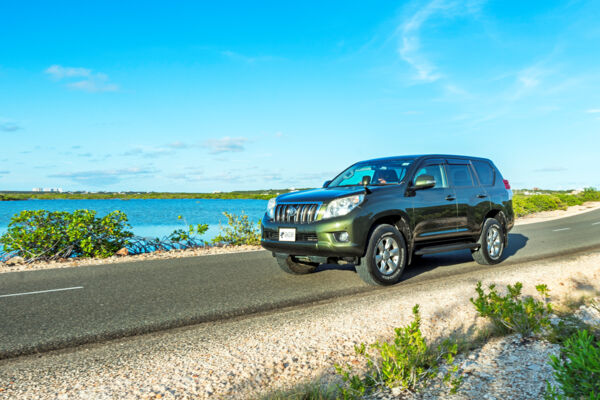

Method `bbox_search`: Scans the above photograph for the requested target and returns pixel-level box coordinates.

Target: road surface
[1,208,599,359]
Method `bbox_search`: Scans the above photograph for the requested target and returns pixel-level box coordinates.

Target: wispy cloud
[534,167,567,173]
[202,137,248,154]
[121,142,195,158]
[121,147,174,158]
[45,65,119,92]
[0,118,21,132]
[0,122,20,132]
[49,167,156,186]
[220,50,281,64]
[397,0,484,83]
[166,141,189,149]
[45,65,91,79]
[586,109,600,113]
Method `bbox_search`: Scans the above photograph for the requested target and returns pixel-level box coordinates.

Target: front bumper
[260,212,369,258]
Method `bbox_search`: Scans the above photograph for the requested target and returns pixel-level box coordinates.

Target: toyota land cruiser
[261,155,514,285]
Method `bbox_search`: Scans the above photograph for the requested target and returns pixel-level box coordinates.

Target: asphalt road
[1,209,599,359]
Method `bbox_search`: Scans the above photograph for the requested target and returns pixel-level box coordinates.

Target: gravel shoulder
[1,250,599,399]
[2,200,600,275]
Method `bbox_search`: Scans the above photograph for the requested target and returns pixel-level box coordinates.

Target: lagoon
[0,199,268,241]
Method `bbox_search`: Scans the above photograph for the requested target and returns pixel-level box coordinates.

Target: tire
[276,254,319,275]
[356,224,407,286]
[471,218,505,265]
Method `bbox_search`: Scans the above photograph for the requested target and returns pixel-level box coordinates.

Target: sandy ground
[2,200,600,274]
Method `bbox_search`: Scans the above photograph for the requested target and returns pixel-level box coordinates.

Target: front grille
[263,230,318,242]
[275,203,320,224]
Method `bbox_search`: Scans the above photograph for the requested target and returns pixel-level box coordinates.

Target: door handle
[477,194,488,198]
[446,195,456,201]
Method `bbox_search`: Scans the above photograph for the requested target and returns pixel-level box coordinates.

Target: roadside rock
[115,247,129,257]
[574,298,600,327]
[5,256,25,266]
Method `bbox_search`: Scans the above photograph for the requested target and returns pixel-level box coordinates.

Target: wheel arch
[483,209,508,244]
[363,211,413,261]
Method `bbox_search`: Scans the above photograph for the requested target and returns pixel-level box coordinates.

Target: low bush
[513,187,600,217]
[211,211,261,245]
[335,305,462,399]
[545,329,600,399]
[471,281,552,336]
[0,209,133,261]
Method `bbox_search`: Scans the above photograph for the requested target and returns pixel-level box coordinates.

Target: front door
[410,159,458,243]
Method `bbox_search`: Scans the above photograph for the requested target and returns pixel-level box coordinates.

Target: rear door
[446,158,491,239]
[410,159,459,243]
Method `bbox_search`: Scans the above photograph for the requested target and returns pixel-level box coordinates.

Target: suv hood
[277,187,368,203]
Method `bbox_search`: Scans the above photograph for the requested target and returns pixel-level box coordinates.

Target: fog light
[335,231,350,242]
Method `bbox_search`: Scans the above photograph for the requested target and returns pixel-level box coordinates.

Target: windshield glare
[329,159,414,187]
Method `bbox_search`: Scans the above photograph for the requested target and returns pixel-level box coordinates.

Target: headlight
[322,195,364,219]
[266,198,276,220]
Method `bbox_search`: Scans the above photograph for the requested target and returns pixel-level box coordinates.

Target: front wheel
[356,224,407,286]
[471,218,505,265]
[276,254,319,275]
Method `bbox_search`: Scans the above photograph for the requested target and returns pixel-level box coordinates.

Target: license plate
[278,228,296,242]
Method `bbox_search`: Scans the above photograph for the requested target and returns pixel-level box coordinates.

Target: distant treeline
[0,189,306,201]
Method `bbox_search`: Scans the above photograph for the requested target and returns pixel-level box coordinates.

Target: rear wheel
[472,218,505,265]
[356,224,407,285]
[276,254,319,275]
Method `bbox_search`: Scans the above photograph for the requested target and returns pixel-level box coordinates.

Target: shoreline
[2,201,599,274]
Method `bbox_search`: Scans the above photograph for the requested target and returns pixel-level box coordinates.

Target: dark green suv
[261,155,514,285]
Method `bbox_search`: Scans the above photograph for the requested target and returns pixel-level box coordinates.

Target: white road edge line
[0,286,84,298]
[593,221,600,225]
[552,228,571,232]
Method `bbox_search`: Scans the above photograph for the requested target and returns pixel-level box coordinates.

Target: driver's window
[414,164,448,189]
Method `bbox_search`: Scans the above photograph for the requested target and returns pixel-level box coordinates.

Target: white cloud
[586,109,600,113]
[397,0,484,83]
[49,167,156,186]
[45,65,91,79]
[45,65,119,92]
[0,119,21,132]
[202,137,248,154]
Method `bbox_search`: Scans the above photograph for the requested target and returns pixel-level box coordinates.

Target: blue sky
[1,0,599,192]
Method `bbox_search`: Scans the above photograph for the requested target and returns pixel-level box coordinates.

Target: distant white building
[36,188,64,193]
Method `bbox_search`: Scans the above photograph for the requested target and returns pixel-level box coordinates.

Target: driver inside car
[372,169,399,184]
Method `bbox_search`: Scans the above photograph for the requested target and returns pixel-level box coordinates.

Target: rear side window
[472,160,495,186]
[447,164,475,187]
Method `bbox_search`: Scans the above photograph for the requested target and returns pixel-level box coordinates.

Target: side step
[414,242,480,255]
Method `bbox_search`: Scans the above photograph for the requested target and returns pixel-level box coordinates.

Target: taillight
[503,179,511,190]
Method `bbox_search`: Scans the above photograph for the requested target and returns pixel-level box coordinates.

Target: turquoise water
[0,199,268,241]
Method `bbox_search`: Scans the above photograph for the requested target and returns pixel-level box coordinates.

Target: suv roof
[362,154,493,163]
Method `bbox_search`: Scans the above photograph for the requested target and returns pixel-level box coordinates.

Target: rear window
[472,160,495,186]
[447,164,475,187]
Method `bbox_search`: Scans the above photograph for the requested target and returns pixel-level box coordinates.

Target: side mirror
[323,180,332,188]
[411,175,435,190]
[361,176,371,186]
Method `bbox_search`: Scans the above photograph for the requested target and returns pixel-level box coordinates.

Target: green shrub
[512,188,600,217]
[545,330,600,399]
[0,209,133,260]
[168,215,209,243]
[211,211,261,245]
[581,187,600,202]
[335,305,462,399]
[470,281,552,336]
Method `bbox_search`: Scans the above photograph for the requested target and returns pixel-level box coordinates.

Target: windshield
[329,159,414,187]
